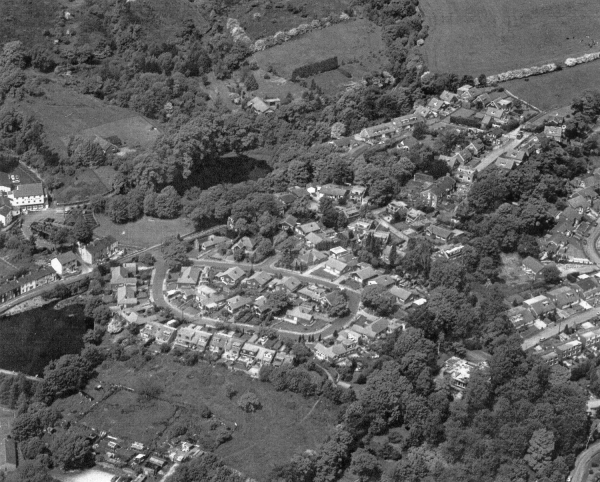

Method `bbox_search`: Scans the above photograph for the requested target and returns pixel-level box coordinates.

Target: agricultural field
[420,0,600,76]
[16,80,161,155]
[251,19,386,81]
[91,356,339,479]
[229,0,352,40]
[503,61,600,110]
[52,168,109,204]
[94,215,194,249]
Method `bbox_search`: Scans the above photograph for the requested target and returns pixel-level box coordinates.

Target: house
[443,356,487,391]
[0,197,13,227]
[330,246,348,259]
[420,184,446,209]
[392,114,425,129]
[387,200,407,215]
[16,268,57,294]
[324,258,349,277]
[456,163,477,183]
[473,92,492,107]
[440,90,458,104]
[0,281,19,305]
[110,266,137,289]
[284,305,314,325]
[573,276,600,299]
[198,235,231,251]
[50,252,79,276]
[427,97,445,111]
[78,236,118,264]
[243,271,274,291]
[359,122,397,141]
[389,286,416,306]
[336,205,360,222]
[7,183,46,212]
[352,266,379,285]
[523,295,555,318]
[208,332,231,355]
[414,105,435,119]
[486,107,505,121]
[177,266,201,288]
[564,243,591,264]
[352,317,389,340]
[318,184,349,201]
[495,157,515,170]
[457,84,474,99]
[522,256,545,276]
[295,249,327,268]
[117,285,137,306]
[305,232,324,248]
[278,276,303,293]
[217,266,246,286]
[226,295,253,313]
[232,236,255,254]
[173,326,212,352]
[313,342,348,363]
[427,224,454,242]
[280,214,298,232]
[371,274,396,288]
[298,286,327,305]
[506,306,535,330]
[247,96,274,114]
[466,140,485,155]
[0,172,11,193]
[540,351,559,366]
[556,339,583,359]
[546,286,579,309]
[544,126,563,142]
[577,327,600,348]
[296,222,321,237]
[140,322,177,344]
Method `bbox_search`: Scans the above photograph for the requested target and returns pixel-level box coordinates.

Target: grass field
[230,0,352,40]
[17,80,160,155]
[0,0,60,48]
[93,356,339,479]
[94,215,194,248]
[52,168,109,204]
[503,61,600,110]
[251,19,386,80]
[420,0,600,75]
[0,407,15,468]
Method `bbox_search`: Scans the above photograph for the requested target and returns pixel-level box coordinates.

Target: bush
[237,391,261,412]
[291,57,338,80]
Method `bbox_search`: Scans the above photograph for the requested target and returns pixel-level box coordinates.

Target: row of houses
[0,268,57,305]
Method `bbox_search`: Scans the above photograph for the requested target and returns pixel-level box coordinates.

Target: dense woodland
[2,0,600,480]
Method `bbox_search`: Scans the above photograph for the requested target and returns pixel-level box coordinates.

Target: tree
[541,264,561,285]
[105,195,129,224]
[361,285,396,316]
[429,258,466,291]
[254,237,274,262]
[237,391,261,412]
[50,431,94,470]
[244,72,258,91]
[137,377,163,401]
[524,429,555,473]
[350,448,381,482]
[155,185,182,219]
[72,217,93,244]
[327,289,350,318]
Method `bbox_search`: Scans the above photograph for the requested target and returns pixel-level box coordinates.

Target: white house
[8,183,46,212]
[50,252,80,276]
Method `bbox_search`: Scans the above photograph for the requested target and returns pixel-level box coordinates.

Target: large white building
[8,183,47,212]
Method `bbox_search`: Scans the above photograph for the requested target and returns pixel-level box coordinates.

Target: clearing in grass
[251,19,386,81]
[94,215,194,248]
[420,0,600,76]
[94,355,340,479]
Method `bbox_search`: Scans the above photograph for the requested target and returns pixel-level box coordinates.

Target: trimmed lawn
[96,355,340,479]
[94,215,194,249]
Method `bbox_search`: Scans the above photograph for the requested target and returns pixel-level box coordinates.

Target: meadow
[251,19,386,80]
[86,356,340,479]
[0,0,60,48]
[52,168,110,205]
[420,0,600,75]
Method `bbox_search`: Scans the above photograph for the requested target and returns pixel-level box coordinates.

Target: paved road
[571,441,600,482]
[475,133,526,172]
[0,368,41,383]
[584,223,600,266]
[522,307,600,350]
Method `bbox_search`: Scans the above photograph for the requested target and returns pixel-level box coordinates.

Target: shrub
[237,391,261,412]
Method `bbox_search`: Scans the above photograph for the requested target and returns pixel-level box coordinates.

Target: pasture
[19,81,161,154]
[95,355,339,479]
[94,215,194,248]
[230,0,352,40]
[503,61,600,110]
[251,19,386,80]
[420,0,600,75]
[52,168,109,204]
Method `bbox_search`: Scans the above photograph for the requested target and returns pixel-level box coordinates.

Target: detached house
[243,271,274,291]
[232,236,256,255]
[522,256,545,276]
[177,266,201,289]
[523,295,555,318]
[324,258,350,277]
[226,295,253,314]
[296,222,321,237]
[50,252,79,276]
[0,197,12,227]
[78,236,118,264]
[546,286,579,309]
[544,126,563,142]
[389,286,416,306]
[217,266,246,286]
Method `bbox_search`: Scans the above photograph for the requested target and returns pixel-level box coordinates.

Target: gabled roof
[522,256,544,273]
[298,222,321,235]
[305,232,324,245]
[325,258,348,272]
[54,251,79,264]
[12,183,44,198]
[281,276,302,292]
[218,266,246,281]
[245,271,273,286]
[354,266,379,281]
[389,286,414,302]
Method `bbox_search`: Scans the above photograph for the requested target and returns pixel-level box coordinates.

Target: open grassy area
[230,0,352,40]
[94,215,194,248]
[93,355,339,479]
[503,61,600,110]
[0,0,61,48]
[52,168,109,204]
[17,80,160,155]
[420,0,600,75]
[251,19,386,80]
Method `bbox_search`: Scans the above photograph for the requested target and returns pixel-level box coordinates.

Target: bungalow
[330,246,348,259]
[198,235,231,251]
[522,256,545,276]
[296,222,321,237]
[324,258,350,277]
[50,252,79,276]
[217,266,246,286]
[389,286,416,306]
[371,274,396,288]
[318,184,349,201]
[226,295,254,313]
[278,276,303,293]
[523,295,555,318]
[232,236,255,254]
[544,126,563,142]
[177,266,201,288]
[427,224,454,242]
[284,305,314,325]
[78,236,118,264]
[243,271,274,291]
[546,286,579,309]
[502,149,527,164]
[352,266,379,285]
[280,214,298,232]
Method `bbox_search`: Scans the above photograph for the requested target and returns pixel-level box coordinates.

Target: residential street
[475,131,525,172]
[570,441,600,482]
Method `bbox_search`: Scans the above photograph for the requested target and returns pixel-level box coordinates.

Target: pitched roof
[389,286,414,302]
[354,266,379,281]
[298,222,321,235]
[54,252,79,264]
[325,258,348,272]
[522,256,544,273]
[245,271,273,286]
[12,183,44,198]
[218,266,246,281]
